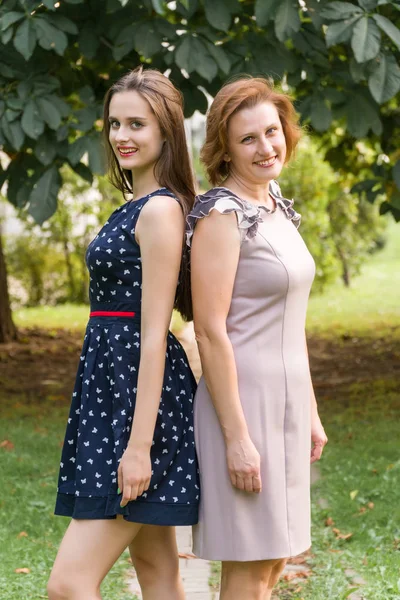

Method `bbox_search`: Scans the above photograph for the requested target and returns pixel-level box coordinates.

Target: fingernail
[117,488,121,494]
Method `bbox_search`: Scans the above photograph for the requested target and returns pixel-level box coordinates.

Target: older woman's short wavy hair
[201,76,302,186]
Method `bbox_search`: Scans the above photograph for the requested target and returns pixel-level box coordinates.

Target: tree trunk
[0,231,17,343]
[336,243,351,287]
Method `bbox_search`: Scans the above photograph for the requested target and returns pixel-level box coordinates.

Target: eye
[241,136,254,143]
[267,127,277,135]
[109,120,119,129]
[131,121,143,129]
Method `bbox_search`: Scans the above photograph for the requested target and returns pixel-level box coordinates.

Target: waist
[89,301,141,324]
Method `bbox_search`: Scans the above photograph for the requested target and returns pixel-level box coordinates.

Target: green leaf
[5,108,20,122]
[113,24,135,61]
[179,0,189,8]
[196,53,218,81]
[373,14,400,50]
[34,16,68,56]
[70,162,94,184]
[34,135,57,166]
[1,115,25,150]
[21,99,45,140]
[349,56,367,81]
[275,0,301,42]
[358,0,377,9]
[13,19,37,60]
[380,200,400,220]
[17,81,33,101]
[205,41,231,74]
[64,0,85,3]
[151,0,165,14]
[79,23,100,59]
[86,135,105,174]
[325,16,361,47]
[36,96,63,129]
[393,160,400,191]
[204,0,231,31]
[0,11,25,31]
[134,23,163,57]
[368,53,400,103]
[42,0,58,9]
[68,137,88,166]
[1,27,14,45]
[6,97,23,111]
[310,97,332,131]
[28,166,61,224]
[255,0,279,26]
[344,92,382,136]
[321,2,363,20]
[74,106,97,131]
[351,16,381,63]
[46,14,79,35]
[175,35,203,73]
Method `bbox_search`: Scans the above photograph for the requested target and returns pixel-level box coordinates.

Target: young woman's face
[108,90,165,173]
[226,101,287,186]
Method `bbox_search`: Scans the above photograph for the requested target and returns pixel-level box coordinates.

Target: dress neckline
[215,186,277,214]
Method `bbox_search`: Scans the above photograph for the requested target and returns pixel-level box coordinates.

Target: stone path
[128,323,315,598]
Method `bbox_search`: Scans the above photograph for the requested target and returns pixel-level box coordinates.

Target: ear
[224,153,231,162]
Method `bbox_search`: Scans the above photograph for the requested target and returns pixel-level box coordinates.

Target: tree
[0,0,400,340]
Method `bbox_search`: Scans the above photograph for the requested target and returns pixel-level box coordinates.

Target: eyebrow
[237,123,279,140]
[108,116,148,121]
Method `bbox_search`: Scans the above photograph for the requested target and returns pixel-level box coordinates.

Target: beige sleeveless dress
[186,181,316,561]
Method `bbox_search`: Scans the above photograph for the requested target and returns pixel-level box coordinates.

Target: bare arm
[191,210,261,493]
[118,196,184,505]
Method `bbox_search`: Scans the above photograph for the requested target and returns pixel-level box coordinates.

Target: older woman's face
[226,101,286,186]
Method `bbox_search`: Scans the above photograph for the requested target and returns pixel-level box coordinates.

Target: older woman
[186,76,328,600]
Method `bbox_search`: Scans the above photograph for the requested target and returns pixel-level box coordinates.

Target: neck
[223,173,273,207]
[130,166,162,201]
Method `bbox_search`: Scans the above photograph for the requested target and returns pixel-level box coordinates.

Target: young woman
[186,76,328,600]
[48,66,199,600]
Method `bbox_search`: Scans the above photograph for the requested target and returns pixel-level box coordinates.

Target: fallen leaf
[282,569,311,581]
[178,552,196,559]
[359,507,367,514]
[350,490,358,500]
[325,517,335,526]
[0,439,14,451]
[332,528,353,540]
[367,502,374,509]
[17,532,28,538]
[15,568,30,574]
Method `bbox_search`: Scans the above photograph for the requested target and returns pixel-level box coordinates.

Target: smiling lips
[254,156,277,167]
[117,147,138,157]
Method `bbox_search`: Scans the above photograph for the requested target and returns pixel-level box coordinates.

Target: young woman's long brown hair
[103,66,196,321]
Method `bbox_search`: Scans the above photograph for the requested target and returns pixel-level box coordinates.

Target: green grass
[0,403,136,600]
[307,221,400,336]
[298,375,400,600]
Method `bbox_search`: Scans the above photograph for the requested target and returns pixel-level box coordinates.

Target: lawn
[0,402,136,600]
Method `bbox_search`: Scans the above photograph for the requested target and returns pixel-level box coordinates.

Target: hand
[118,445,152,507]
[311,416,328,464]
[225,437,262,493]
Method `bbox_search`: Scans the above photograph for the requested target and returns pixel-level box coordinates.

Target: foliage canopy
[0,0,400,223]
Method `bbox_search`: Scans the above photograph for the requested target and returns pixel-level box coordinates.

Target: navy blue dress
[55,188,199,525]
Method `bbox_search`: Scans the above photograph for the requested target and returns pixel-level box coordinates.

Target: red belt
[90,311,136,317]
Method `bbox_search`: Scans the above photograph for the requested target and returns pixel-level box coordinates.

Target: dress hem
[192,542,311,562]
[55,492,199,526]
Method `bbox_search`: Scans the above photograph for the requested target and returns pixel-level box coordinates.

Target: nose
[114,125,130,143]
[258,136,273,156]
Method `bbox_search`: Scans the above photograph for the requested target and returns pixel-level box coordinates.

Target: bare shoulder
[140,194,183,225]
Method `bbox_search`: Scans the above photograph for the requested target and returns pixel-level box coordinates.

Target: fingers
[310,441,325,463]
[230,472,262,494]
[120,484,132,507]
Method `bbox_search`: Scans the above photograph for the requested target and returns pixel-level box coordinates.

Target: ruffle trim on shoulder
[269,180,301,229]
[186,188,263,247]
